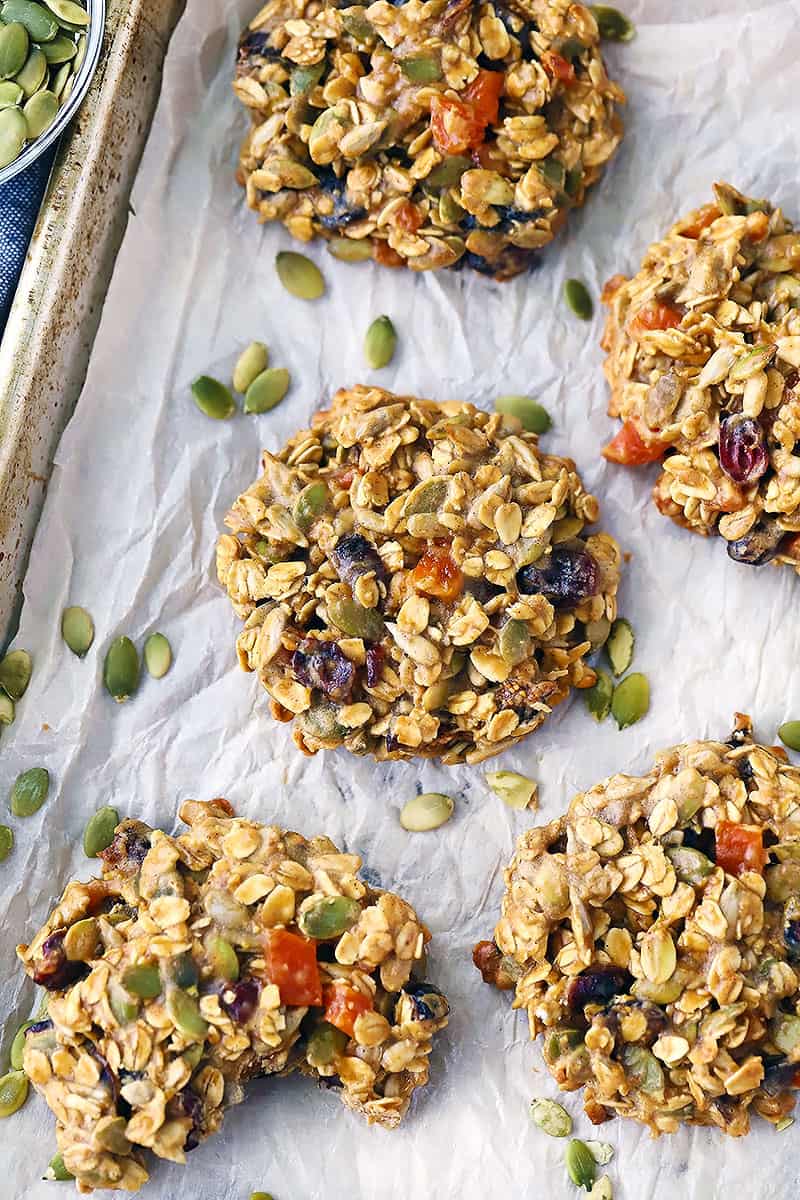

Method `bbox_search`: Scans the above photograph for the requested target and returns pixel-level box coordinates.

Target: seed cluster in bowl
[475,716,800,1137]
[233,0,624,278]
[17,799,449,1191]
[216,385,622,764]
[601,182,800,574]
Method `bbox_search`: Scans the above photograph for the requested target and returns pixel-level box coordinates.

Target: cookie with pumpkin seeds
[17,799,448,1192]
[216,385,621,764]
[233,0,624,278]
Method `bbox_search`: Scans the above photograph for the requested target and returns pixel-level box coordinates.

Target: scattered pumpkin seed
[0,691,14,724]
[191,374,236,420]
[244,366,290,414]
[305,1021,348,1069]
[44,1152,74,1181]
[166,988,209,1039]
[400,792,455,832]
[250,1193,274,1200]
[0,824,13,860]
[605,618,634,677]
[779,721,800,752]
[61,605,94,656]
[0,1069,28,1118]
[327,595,385,641]
[494,394,551,435]
[232,340,268,393]
[364,314,397,369]
[485,770,537,811]
[564,278,593,321]
[103,636,139,702]
[530,1097,572,1137]
[584,1141,614,1166]
[206,934,239,981]
[0,102,25,164]
[327,236,372,263]
[584,668,613,722]
[41,0,88,25]
[143,632,171,679]
[0,21,28,78]
[293,481,329,531]
[82,805,119,857]
[0,648,31,698]
[565,1139,597,1190]
[10,1019,35,1069]
[611,672,649,729]
[0,1,54,42]
[776,1115,795,1133]
[298,895,362,939]
[10,766,49,816]
[587,1176,613,1200]
[122,963,161,999]
[275,250,325,300]
[63,916,99,961]
[589,4,635,40]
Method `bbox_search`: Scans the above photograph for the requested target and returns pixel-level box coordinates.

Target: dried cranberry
[718,414,769,484]
[292,640,355,702]
[567,965,632,1011]
[517,547,600,609]
[365,644,384,688]
[330,533,385,588]
[32,930,86,991]
[727,518,784,566]
[220,977,261,1024]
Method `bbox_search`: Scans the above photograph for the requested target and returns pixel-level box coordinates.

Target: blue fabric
[0,142,58,338]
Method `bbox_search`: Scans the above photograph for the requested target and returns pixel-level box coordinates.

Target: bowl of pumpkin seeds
[0,0,104,184]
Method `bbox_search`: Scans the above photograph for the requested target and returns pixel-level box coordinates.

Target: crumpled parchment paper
[3,0,800,1195]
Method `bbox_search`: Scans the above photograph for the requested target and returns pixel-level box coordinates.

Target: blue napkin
[0,142,59,339]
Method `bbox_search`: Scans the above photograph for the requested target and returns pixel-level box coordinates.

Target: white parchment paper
[4,0,800,1195]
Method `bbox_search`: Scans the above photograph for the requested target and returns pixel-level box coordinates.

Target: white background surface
[3,0,800,1195]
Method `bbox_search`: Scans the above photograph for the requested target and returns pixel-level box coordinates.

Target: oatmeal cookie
[474,716,800,1137]
[233,0,624,278]
[601,182,800,574]
[216,386,622,764]
[17,800,448,1192]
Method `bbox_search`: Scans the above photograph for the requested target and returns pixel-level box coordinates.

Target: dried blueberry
[719,414,769,484]
[762,1056,799,1095]
[99,821,151,873]
[517,547,600,609]
[24,1018,53,1036]
[330,533,385,587]
[220,977,261,1024]
[31,930,86,992]
[784,898,800,961]
[727,518,785,566]
[292,639,356,702]
[169,1087,205,1151]
[314,167,366,230]
[567,965,632,1011]
[365,644,384,688]
[398,981,449,1022]
[681,826,716,858]
[237,31,279,63]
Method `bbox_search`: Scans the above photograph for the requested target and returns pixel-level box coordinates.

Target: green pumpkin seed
[605,617,634,677]
[583,616,611,650]
[0,824,13,861]
[631,975,683,1005]
[665,844,714,885]
[584,668,613,722]
[0,648,31,699]
[404,477,448,515]
[83,806,119,857]
[779,721,800,752]
[244,367,290,414]
[564,278,593,321]
[293,481,329,531]
[23,87,56,136]
[122,963,161,999]
[621,1044,663,1093]
[494,395,551,435]
[498,618,531,667]
[0,21,28,78]
[63,917,98,961]
[232,340,268,393]
[0,1,55,41]
[143,632,171,679]
[10,766,49,817]
[551,516,584,543]
[275,250,324,300]
[587,1177,613,1200]
[109,981,139,1025]
[772,1013,800,1054]
[400,792,454,832]
[585,1141,614,1166]
[41,0,88,24]
[0,1070,28,1118]
[0,79,22,105]
[426,155,471,189]
[327,595,384,640]
[103,636,139,702]
[728,342,776,382]
[39,32,75,61]
[399,54,442,83]
[298,895,361,940]
[71,28,84,70]
[305,1021,348,1068]
[47,59,69,98]
[565,1139,597,1190]
[290,60,324,95]
[206,934,239,981]
[530,1097,572,1137]
[341,9,373,41]
[0,692,14,724]
[15,45,47,96]
[250,1193,274,1200]
[590,4,635,40]
[166,988,209,1040]
[536,155,565,192]
[364,314,396,370]
[485,770,537,811]
[0,103,25,165]
[61,605,94,656]
[327,236,372,263]
[10,1019,35,1070]
[173,954,199,990]
[611,672,649,729]
[191,374,236,419]
[44,1152,74,1181]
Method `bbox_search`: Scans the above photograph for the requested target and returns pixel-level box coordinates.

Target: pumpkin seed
[0,1,55,40]
[191,374,236,420]
[44,1152,74,1181]
[584,1141,614,1166]
[404,476,448,515]
[399,54,441,83]
[530,1097,572,1137]
[0,1070,28,1117]
[63,916,98,961]
[250,1194,274,1200]
[23,86,56,136]
[0,79,22,104]
[776,1116,795,1133]
[0,648,31,699]
[611,672,649,729]
[341,9,373,41]
[143,632,171,679]
[0,20,28,77]
[364,314,396,369]
[47,59,69,99]
[109,981,139,1025]
[15,45,46,95]
[588,1177,613,1200]
[728,342,776,382]
[166,988,209,1039]
[772,1013,800,1054]
[494,394,551,435]
[275,250,324,300]
[103,636,139,702]
[39,31,75,60]
[298,895,361,940]
[589,5,635,40]
[10,766,49,816]
[583,615,611,650]
[289,60,323,95]
[61,605,94,656]
[122,963,161,999]
[41,0,88,25]
[83,805,119,857]
[621,1044,664,1093]
[232,340,268,393]
[584,668,613,722]
[665,844,714,885]
[400,792,454,832]
[551,516,584,542]
[244,367,290,414]
[631,975,683,1005]
[327,236,372,263]
[10,1019,35,1070]
[0,102,25,164]
[293,481,328,531]
[605,617,634,676]
[306,1021,348,1068]
[536,155,565,192]
[565,1139,597,1190]
[498,618,531,666]
[564,278,593,321]
[779,721,800,752]
[427,155,471,189]
[0,824,13,861]
[0,692,14,724]
[327,595,384,640]
[485,770,537,811]
[206,934,239,981]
